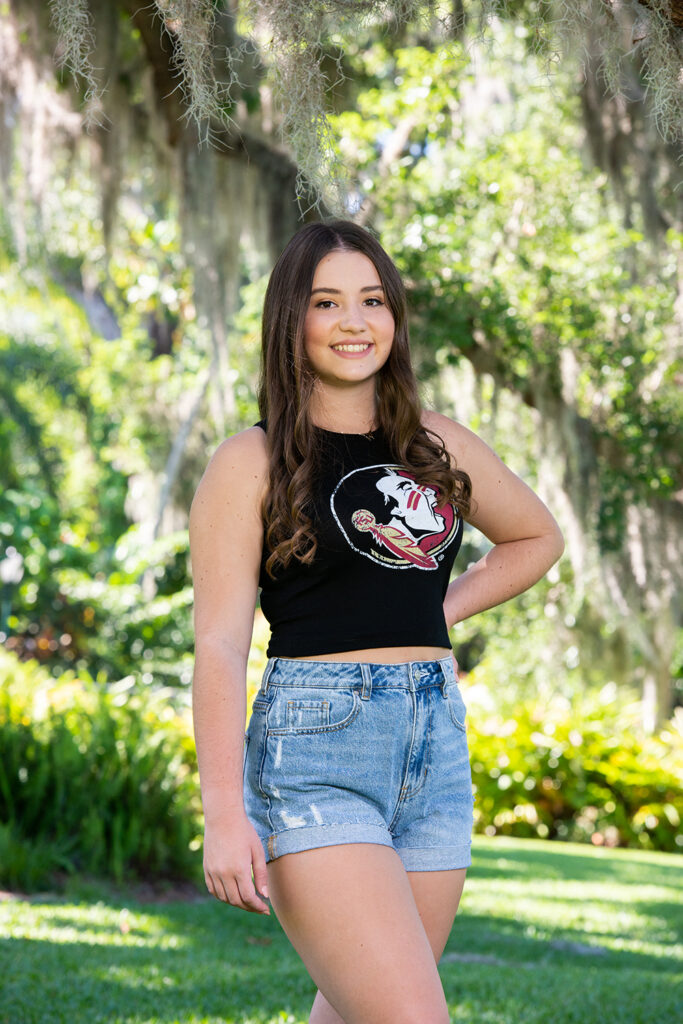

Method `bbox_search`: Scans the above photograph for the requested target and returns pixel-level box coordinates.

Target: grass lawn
[1,836,680,1024]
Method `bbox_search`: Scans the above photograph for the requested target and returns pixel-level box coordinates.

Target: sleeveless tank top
[256,421,463,657]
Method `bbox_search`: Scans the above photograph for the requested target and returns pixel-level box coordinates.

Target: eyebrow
[310,285,385,295]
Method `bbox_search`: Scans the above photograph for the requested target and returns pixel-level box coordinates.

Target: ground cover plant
[1,836,680,1024]
[0,650,201,890]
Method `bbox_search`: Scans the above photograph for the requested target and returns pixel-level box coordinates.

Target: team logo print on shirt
[330,464,461,570]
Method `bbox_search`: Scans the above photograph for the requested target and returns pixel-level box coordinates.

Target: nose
[339,302,368,331]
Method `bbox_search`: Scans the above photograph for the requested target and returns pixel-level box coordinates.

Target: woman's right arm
[189,425,270,914]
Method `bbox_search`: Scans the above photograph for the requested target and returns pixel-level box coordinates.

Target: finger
[205,871,223,902]
[204,868,217,897]
[251,842,270,904]
[235,871,270,914]
[207,870,232,905]
[225,884,257,913]
[207,868,258,912]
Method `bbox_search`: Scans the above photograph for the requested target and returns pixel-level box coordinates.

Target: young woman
[190,220,564,1024]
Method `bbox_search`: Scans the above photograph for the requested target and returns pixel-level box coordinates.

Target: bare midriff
[294,645,452,664]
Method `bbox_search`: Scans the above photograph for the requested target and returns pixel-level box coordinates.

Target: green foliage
[0,159,203,687]
[333,35,682,513]
[0,484,99,668]
[1,624,679,900]
[465,666,683,852]
[53,525,194,687]
[0,488,193,687]
[45,0,683,207]
[0,277,126,535]
[0,650,202,891]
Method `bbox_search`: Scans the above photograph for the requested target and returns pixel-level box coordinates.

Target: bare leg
[407,866,468,960]
[309,989,346,1024]
[267,844,451,1024]
[306,864,468,1023]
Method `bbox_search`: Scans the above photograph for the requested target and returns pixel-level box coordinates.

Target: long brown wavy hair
[258,220,472,577]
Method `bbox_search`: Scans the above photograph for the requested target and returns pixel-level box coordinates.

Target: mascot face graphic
[375,471,445,539]
[331,465,461,570]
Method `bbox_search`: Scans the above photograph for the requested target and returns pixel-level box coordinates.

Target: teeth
[333,343,370,352]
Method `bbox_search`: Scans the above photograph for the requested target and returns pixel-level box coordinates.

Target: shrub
[1,496,194,689]
[0,650,202,891]
[464,667,682,852]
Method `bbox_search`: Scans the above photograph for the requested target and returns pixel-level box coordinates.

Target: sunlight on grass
[1,837,680,1024]
[459,837,681,958]
[0,900,189,949]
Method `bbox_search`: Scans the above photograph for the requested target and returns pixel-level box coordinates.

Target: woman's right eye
[315,300,336,309]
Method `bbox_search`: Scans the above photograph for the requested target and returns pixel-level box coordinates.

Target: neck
[309,381,378,434]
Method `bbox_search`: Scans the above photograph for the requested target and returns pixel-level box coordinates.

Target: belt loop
[261,657,277,694]
[439,656,451,696]
[360,663,372,700]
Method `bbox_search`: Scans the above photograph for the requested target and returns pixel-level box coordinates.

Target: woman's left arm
[425,412,565,630]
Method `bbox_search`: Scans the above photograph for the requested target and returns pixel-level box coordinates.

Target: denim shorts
[243,656,474,871]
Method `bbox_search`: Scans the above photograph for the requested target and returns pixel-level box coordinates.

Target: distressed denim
[243,656,474,870]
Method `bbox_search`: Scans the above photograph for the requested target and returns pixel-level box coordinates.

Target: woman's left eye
[314,297,383,309]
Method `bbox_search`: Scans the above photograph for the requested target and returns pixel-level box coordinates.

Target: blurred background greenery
[0,1,681,891]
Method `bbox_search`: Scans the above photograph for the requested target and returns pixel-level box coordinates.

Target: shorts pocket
[267,687,361,735]
[286,700,330,730]
[445,682,467,732]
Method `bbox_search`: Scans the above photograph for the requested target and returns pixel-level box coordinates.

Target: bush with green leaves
[52,524,195,688]
[0,486,194,688]
[465,661,683,853]
[0,190,205,690]
[0,650,202,891]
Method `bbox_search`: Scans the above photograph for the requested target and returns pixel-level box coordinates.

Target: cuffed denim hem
[260,824,471,871]
[395,843,472,871]
[261,822,394,863]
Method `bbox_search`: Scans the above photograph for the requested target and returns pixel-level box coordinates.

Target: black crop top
[256,421,463,657]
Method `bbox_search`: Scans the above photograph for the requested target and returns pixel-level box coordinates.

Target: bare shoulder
[204,423,268,477]
[421,409,563,546]
[420,409,483,466]
[190,425,269,520]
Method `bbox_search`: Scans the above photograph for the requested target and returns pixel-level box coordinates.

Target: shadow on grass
[466,839,683,960]
[3,894,681,1024]
[1,839,681,1024]
[446,910,679,974]
[469,839,683,890]
[1,907,310,1024]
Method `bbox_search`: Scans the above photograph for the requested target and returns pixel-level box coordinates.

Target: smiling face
[303,249,395,390]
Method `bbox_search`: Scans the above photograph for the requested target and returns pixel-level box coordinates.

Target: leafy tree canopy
[44,0,683,206]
